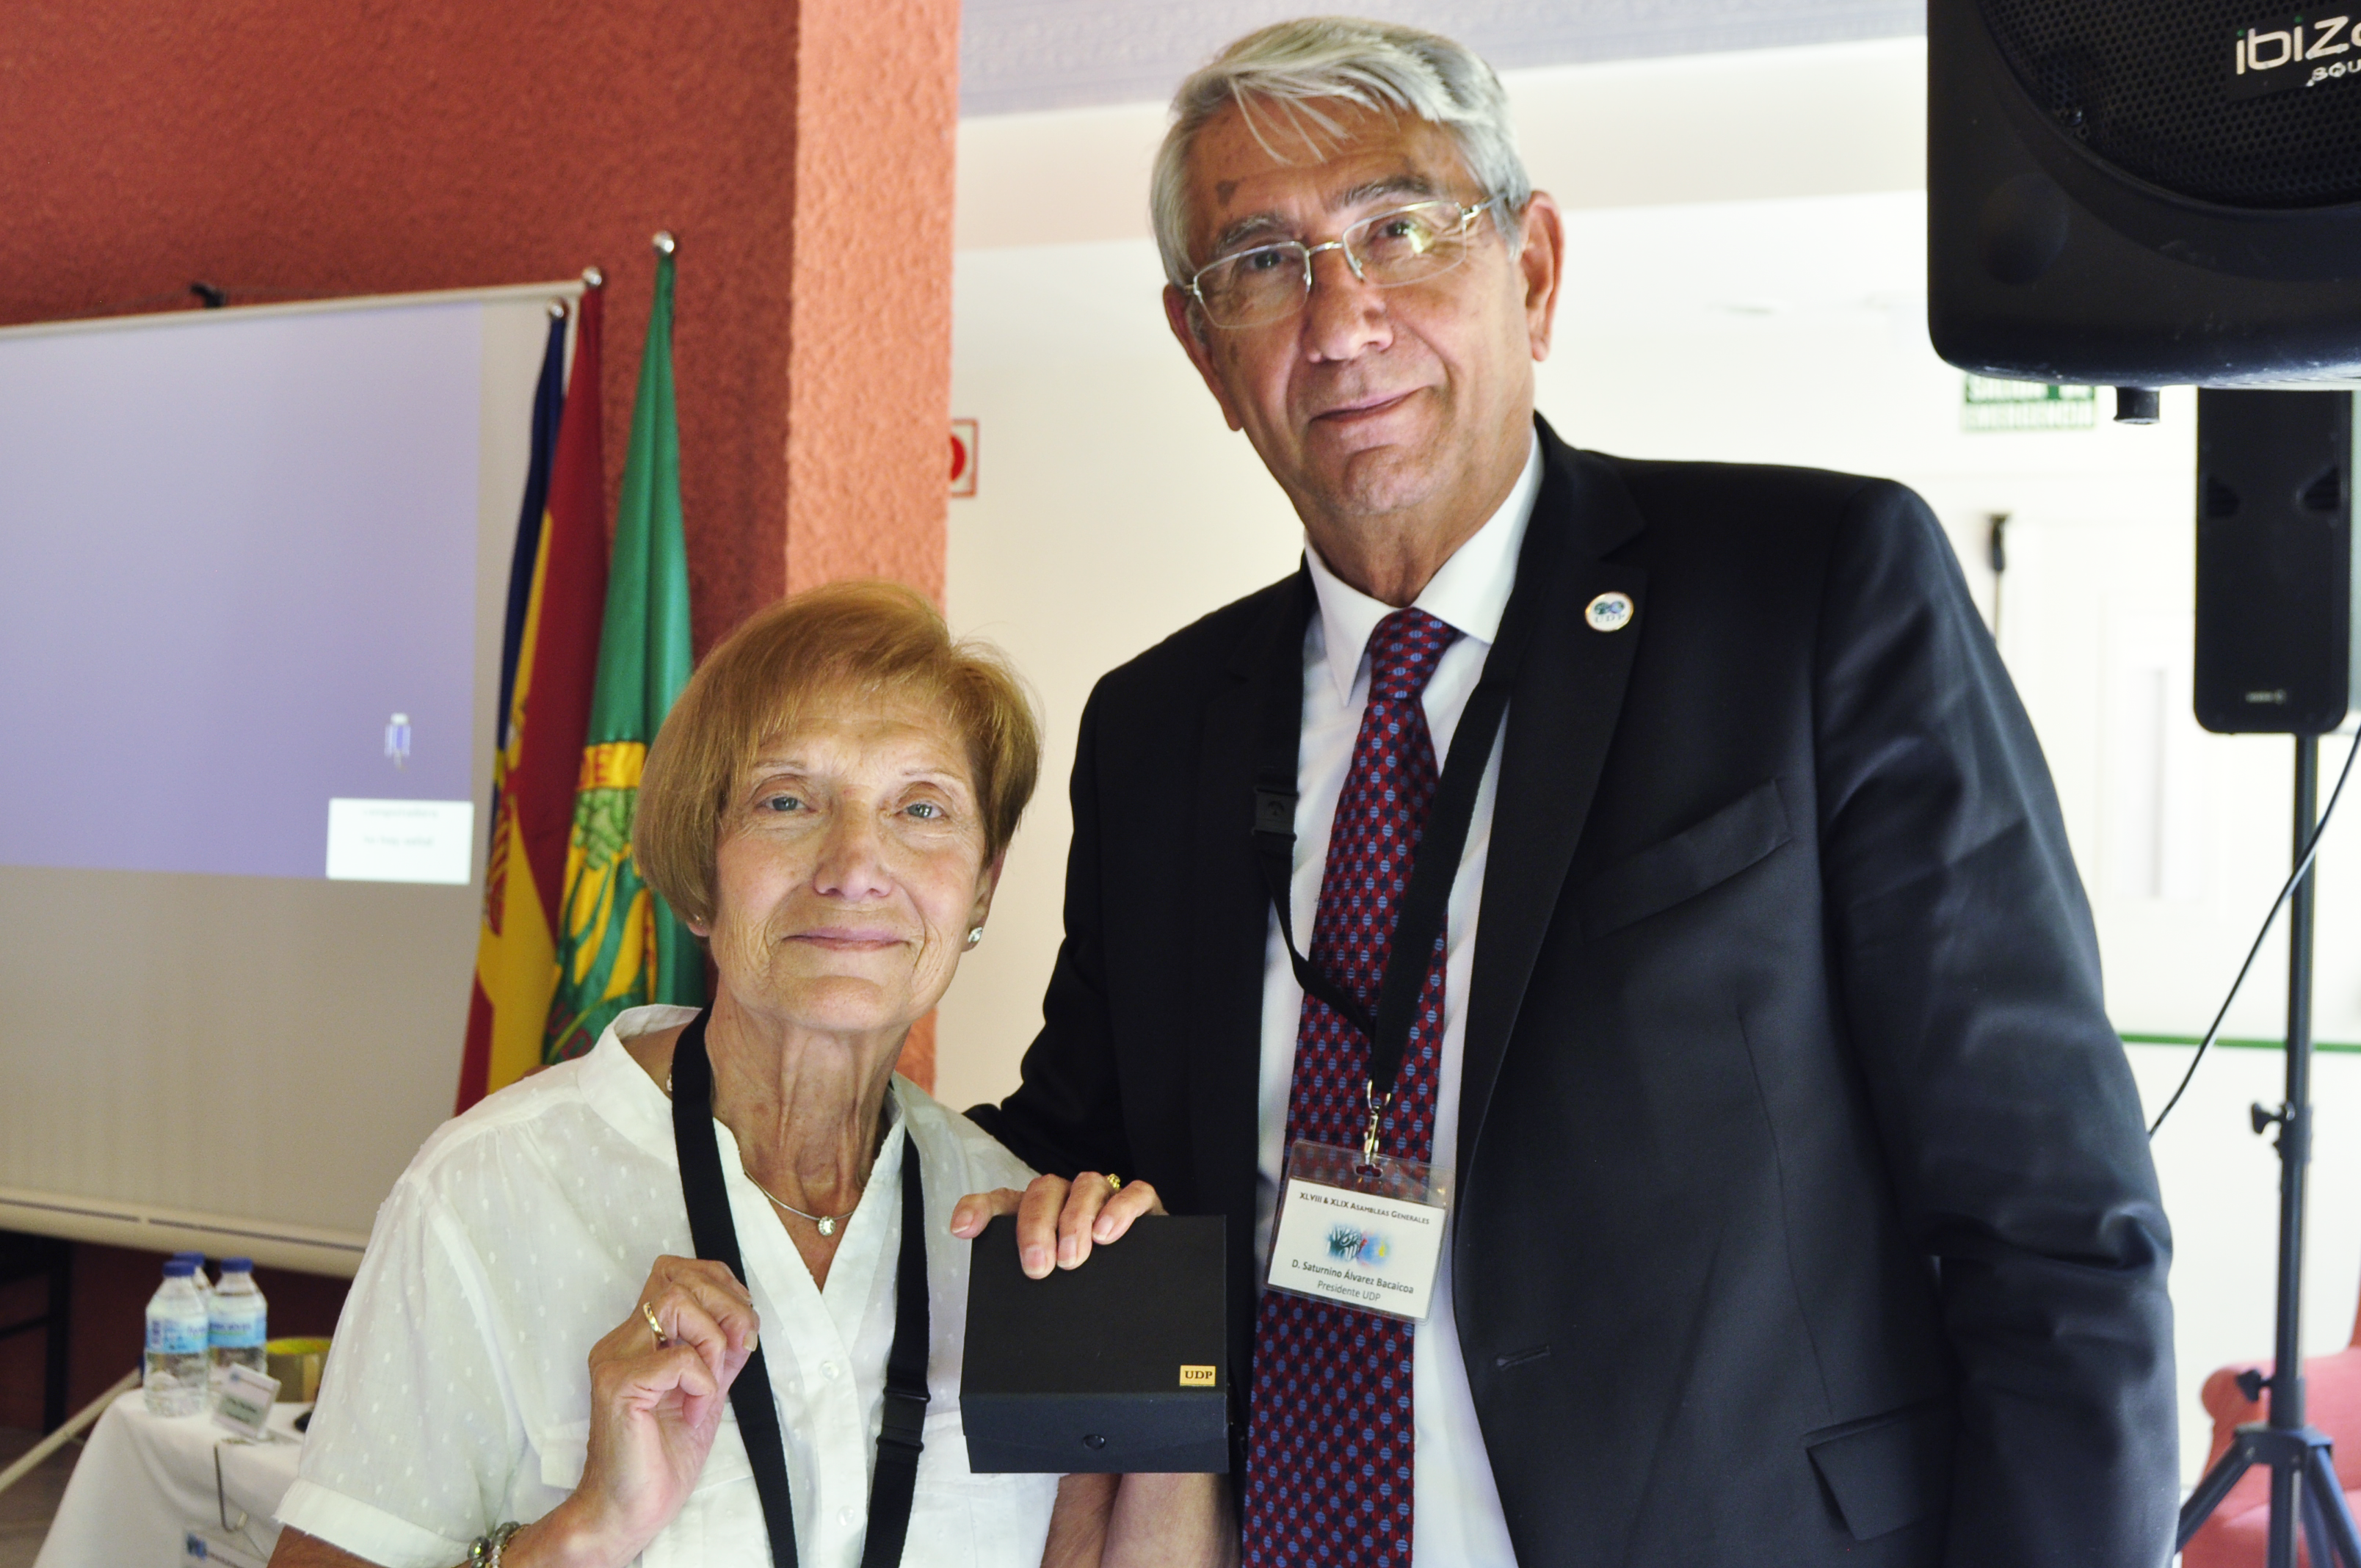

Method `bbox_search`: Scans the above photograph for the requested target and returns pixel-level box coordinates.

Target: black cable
[2149,727,2361,1137]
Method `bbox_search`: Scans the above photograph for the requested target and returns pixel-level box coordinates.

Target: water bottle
[208,1257,267,1386]
[173,1252,213,1302]
[143,1258,210,1417]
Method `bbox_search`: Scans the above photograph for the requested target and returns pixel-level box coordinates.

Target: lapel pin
[1585,592,1636,633]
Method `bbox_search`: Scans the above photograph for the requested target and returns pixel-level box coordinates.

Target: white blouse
[278,1005,1058,1568]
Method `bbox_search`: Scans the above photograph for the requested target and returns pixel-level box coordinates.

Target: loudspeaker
[1930,0,2361,386]
[2195,389,2360,732]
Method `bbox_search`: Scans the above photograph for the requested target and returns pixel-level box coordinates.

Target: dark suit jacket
[971,418,2176,1566]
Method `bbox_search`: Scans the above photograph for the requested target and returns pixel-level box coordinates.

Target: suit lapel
[1186,577,1309,1269]
[1170,438,1647,1279]
[1457,433,1648,1194]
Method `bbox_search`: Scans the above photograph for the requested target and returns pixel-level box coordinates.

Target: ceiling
[959,0,1925,116]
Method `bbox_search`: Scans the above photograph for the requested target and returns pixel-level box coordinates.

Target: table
[34,1391,308,1567]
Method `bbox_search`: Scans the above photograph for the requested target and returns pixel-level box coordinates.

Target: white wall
[943,37,2360,1484]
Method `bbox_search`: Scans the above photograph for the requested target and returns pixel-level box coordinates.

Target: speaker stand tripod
[2177,736,2361,1567]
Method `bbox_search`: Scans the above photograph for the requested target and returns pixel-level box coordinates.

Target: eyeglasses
[1182,195,1507,330]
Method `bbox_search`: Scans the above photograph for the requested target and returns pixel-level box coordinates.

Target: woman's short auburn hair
[633,580,1042,930]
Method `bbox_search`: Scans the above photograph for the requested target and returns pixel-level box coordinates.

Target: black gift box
[960,1212,1228,1473]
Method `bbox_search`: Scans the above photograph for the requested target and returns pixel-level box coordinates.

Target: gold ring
[1106,1173,1123,1193]
[641,1302,668,1347]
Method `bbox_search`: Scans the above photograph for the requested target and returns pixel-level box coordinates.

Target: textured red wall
[0,0,957,645]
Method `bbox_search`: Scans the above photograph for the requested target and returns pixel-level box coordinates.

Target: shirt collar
[1302,431,1542,707]
[578,1004,703,1161]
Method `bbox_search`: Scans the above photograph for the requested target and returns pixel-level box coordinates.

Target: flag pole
[542,225,701,1061]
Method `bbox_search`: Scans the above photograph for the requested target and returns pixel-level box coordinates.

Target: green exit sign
[1962,375,2097,432]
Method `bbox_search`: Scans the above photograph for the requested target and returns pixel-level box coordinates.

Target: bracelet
[466,1521,523,1568]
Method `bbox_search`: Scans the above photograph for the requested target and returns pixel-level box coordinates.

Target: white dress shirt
[279,1004,1057,1568]
[1255,435,1541,1567]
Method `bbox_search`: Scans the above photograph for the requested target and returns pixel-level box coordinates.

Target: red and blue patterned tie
[1244,606,1460,1568]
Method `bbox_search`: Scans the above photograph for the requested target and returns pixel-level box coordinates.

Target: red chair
[2185,1296,2361,1567]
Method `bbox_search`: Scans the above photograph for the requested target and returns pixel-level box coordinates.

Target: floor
[0,1428,79,1568]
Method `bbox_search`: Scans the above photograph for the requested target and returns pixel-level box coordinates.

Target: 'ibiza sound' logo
[2231,13,2359,97]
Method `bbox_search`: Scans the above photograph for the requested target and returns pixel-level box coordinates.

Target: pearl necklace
[744,1173,857,1237]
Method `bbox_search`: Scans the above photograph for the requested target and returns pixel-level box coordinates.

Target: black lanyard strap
[1250,509,1559,1156]
[670,1009,930,1567]
[865,1117,931,1568]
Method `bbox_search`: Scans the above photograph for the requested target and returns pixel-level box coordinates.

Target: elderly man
[957,18,2176,1567]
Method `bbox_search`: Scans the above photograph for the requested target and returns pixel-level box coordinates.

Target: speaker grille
[1979,0,2361,209]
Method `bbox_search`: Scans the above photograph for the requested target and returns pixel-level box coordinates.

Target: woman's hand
[526,1257,761,1567]
[949,1172,1163,1279]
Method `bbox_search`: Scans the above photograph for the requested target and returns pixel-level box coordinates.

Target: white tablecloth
[35,1391,308,1567]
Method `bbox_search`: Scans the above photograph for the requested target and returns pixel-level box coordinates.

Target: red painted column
[782,0,961,604]
[777,0,964,1089]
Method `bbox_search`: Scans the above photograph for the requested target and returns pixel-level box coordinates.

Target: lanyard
[1250,518,1555,1161]
[670,1009,929,1568]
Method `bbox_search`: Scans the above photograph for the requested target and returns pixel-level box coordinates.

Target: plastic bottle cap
[163,1259,197,1277]
[223,1257,253,1272]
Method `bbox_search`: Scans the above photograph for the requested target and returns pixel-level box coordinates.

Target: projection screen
[0,282,581,1274]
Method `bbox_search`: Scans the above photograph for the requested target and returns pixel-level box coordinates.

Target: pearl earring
[965,926,984,948]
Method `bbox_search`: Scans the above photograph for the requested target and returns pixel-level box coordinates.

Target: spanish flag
[454,280,611,1111]
[545,242,703,1061]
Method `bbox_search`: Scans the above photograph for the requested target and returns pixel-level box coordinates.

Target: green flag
[545,245,702,1061]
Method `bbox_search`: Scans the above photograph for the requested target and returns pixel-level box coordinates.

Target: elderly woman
[269,583,1220,1568]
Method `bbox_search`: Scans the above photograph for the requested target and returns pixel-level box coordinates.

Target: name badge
[1266,1140,1450,1323]
[210,1363,280,1441]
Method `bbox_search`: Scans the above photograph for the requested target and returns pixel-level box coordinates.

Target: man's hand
[950,1172,1163,1279]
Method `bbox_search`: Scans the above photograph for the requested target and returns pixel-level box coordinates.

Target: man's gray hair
[1150,17,1533,288]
